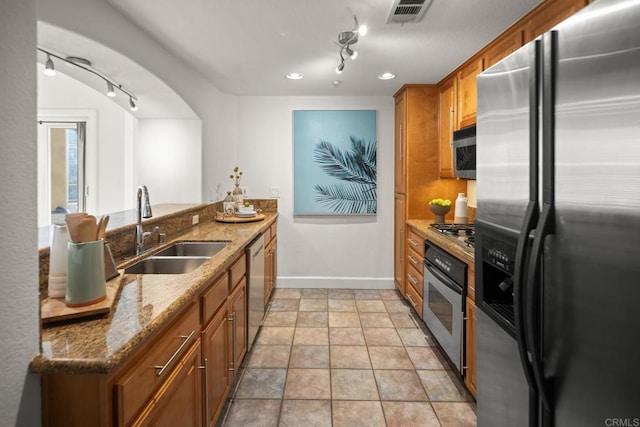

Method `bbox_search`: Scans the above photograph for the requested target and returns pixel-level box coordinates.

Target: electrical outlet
[270,187,280,198]
[192,214,199,225]
[242,186,248,196]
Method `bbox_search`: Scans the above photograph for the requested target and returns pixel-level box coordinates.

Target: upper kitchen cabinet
[483,30,524,70]
[438,76,457,179]
[457,58,483,129]
[523,0,588,43]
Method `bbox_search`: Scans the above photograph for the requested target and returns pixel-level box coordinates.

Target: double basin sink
[124,241,229,275]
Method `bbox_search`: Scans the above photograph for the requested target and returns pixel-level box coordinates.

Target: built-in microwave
[453,125,476,179]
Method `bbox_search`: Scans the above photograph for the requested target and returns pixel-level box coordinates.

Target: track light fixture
[44,54,56,76]
[37,46,139,111]
[335,15,367,74]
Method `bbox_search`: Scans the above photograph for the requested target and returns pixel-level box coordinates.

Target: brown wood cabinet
[465,263,476,397]
[523,0,587,43]
[264,223,277,305]
[438,76,457,178]
[405,226,426,318]
[483,30,524,69]
[394,85,466,296]
[132,340,202,427]
[457,58,483,129]
[229,277,247,376]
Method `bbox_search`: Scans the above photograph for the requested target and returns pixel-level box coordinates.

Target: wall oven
[423,241,467,373]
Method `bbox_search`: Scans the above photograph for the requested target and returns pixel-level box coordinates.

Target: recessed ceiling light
[286,73,304,80]
[332,80,342,87]
[378,72,396,80]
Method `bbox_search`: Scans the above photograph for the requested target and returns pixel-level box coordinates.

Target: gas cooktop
[430,223,475,248]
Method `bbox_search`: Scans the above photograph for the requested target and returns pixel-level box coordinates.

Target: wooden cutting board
[215,213,265,223]
[41,270,124,325]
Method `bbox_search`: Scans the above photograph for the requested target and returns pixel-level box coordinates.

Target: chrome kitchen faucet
[135,185,159,255]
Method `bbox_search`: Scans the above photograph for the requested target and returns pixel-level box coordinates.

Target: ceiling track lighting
[334,15,367,74]
[37,46,139,111]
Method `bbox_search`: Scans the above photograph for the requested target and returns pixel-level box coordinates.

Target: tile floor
[219,288,476,427]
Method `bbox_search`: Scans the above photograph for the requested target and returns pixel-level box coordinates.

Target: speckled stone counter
[406,219,475,264]
[30,212,277,375]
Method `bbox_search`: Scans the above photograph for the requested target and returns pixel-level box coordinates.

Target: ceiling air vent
[386,0,433,24]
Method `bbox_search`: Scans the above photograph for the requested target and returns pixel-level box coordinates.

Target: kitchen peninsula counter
[30,212,277,375]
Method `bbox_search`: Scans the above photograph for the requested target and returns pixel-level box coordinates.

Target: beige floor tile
[431,402,477,426]
[330,345,371,369]
[328,299,357,312]
[235,368,287,399]
[284,369,331,399]
[363,327,403,346]
[296,311,328,327]
[332,400,386,427]
[279,400,332,427]
[255,327,295,346]
[359,312,394,328]
[222,399,281,427]
[293,327,329,345]
[418,370,474,402]
[289,345,329,368]
[406,347,451,370]
[331,369,379,400]
[328,312,361,328]
[379,289,402,300]
[390,312,418,328]
[356,300,387,312]
[368,346,414,369]
[354,289,381,300]
[273,288,301,299]
[382,401,441,427]
[383,299,411,313]
[299,298,328,312]
[301,288,328,299]
[329,327,366,345]
[263,311,298,327]
[398,328,433,346]
[270,298,300,312]
[328,289,355,299]
[374,369,428,401]
[246,345,291,368]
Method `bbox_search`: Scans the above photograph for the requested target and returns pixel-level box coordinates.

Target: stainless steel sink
[124,256,209,275]
[153,241,229,257]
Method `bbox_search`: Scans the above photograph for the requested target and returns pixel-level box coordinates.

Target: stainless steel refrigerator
[475,1,640,426]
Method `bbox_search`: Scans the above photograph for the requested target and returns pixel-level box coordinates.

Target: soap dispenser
[454,193,468,224]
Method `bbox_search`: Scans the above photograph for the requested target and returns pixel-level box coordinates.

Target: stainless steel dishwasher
[246,234,265,351]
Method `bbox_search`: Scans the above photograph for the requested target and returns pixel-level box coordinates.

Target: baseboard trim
[275,276,395,289]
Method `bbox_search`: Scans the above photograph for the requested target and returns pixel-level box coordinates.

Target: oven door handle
[424,260,462,295]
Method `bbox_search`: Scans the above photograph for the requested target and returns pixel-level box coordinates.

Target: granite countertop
[30,212,277,375]
[406,219,475,265]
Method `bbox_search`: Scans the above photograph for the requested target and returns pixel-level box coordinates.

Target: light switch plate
[192,215,199,225]
[270,187,280,198]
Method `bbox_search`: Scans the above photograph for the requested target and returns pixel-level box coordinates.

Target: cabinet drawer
[263,227,271,244]
[269,222,277,241]
[406,263,424,297]
[405,281,423,318]
[230,253,246,290]
[406,228,425,255]
[467,263,476,302]
[406,246,423,272]
[115,302,200,426]
[201,272,229,325]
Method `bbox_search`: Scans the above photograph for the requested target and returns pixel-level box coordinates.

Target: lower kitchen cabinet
[404,226,426,318]
[202,303,230,426]
[132,340,202,427]
[264,226,277,305]
[229,277,247,376]
[465,296,477,397]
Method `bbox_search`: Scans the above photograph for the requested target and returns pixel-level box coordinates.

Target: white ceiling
[105,0,543,96]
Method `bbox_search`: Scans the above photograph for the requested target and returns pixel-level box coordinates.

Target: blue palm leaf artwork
[293,110,377,215]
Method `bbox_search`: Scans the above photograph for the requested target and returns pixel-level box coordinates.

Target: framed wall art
[293,110,377,215]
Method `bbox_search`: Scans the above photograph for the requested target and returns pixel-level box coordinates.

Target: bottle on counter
[454,193,468,224]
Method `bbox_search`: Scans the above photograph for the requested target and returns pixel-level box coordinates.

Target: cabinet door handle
[407,254,419,266]
[228,311,237,372]
[154,330,195,377]
[199,358,209,424]
[408,274,419,286]
[407,293,417,308]
[407,238,420,248]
